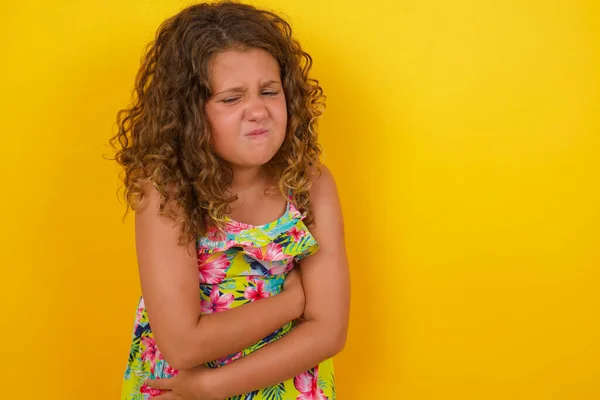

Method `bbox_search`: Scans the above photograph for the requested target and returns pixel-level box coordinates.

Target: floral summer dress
[121,201,336,400]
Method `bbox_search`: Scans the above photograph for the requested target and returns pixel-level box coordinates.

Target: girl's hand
[283,267,305,319]
[145,365,222,400]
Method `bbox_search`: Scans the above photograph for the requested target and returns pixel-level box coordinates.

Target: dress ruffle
[196,203,318,263]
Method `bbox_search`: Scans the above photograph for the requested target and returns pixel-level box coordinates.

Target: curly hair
[109,0,325,246]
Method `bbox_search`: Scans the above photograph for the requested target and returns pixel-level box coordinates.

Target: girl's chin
[243,151,280,166]
[229,155,278,169]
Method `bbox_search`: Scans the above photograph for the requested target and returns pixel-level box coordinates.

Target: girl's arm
[205,166,351,398]
[134,181,304,370]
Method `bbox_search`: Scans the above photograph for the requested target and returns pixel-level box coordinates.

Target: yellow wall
[2,0,598,398]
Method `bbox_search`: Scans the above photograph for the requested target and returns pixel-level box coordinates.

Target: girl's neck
[230,165,272,193]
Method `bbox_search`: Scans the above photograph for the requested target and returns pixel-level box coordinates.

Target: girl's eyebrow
[261,80,281,87]
[215,86,246,96]
[214,80,281,96]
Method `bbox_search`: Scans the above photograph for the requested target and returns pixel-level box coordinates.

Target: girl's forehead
[209,48,281,89]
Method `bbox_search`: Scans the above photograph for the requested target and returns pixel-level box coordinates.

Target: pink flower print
[163,364,179,377]
[270,262,292,276]
[198,253,230,284]
[288,226,306,242]
[136,297,146,316]
[133,305,145,331]
[244,280,270,302]
[244,246,264,261]
[225,351,243,364]
[140,336,163,374]
[264,242,287,261]
[140,336,161,363]
[201,285,234,314]
[245,242,287,262]
[288,202,303,219]
[134,297,146,320]
[140,383,163,397]
[206,225,225,241]
[294,366,328,400]
[225,220,247,233]
[214,350,244,366]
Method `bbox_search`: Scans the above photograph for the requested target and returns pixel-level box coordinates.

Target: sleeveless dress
[121,201,336,400]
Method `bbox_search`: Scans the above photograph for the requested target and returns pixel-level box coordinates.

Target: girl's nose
[244,96,268,121]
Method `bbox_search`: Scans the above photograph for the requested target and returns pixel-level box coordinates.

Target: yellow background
[2,0,598,398]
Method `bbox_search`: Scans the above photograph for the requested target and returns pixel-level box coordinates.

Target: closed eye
[221,97,241,104]
[220,91,279,104]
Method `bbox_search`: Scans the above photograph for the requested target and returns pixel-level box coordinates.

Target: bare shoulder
[135,180,159,213]
[308,164,344,236]
[309,164,339,204]
[137,180,180,216]
[134,180,193,258]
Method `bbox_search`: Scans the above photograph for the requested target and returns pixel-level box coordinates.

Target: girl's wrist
[204,365,238,400]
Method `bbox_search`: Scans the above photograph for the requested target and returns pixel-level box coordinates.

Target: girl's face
[205,48,287,170]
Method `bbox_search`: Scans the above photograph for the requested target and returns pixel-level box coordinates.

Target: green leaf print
[285,239,303,255]
[318,377,327,389]
[330,372,336,400]
[245,390,259,399]
[129,357,148,391]
[230,393,257,400]
[123,365,131,380]
[262,382,286,400]
[128,337,141,363]
[139,311,149,325]
[222,281,237,290]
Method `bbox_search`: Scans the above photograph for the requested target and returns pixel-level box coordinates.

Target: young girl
[111,1,350,399]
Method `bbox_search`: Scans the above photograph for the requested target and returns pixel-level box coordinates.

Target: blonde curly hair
[109,1,325,246]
